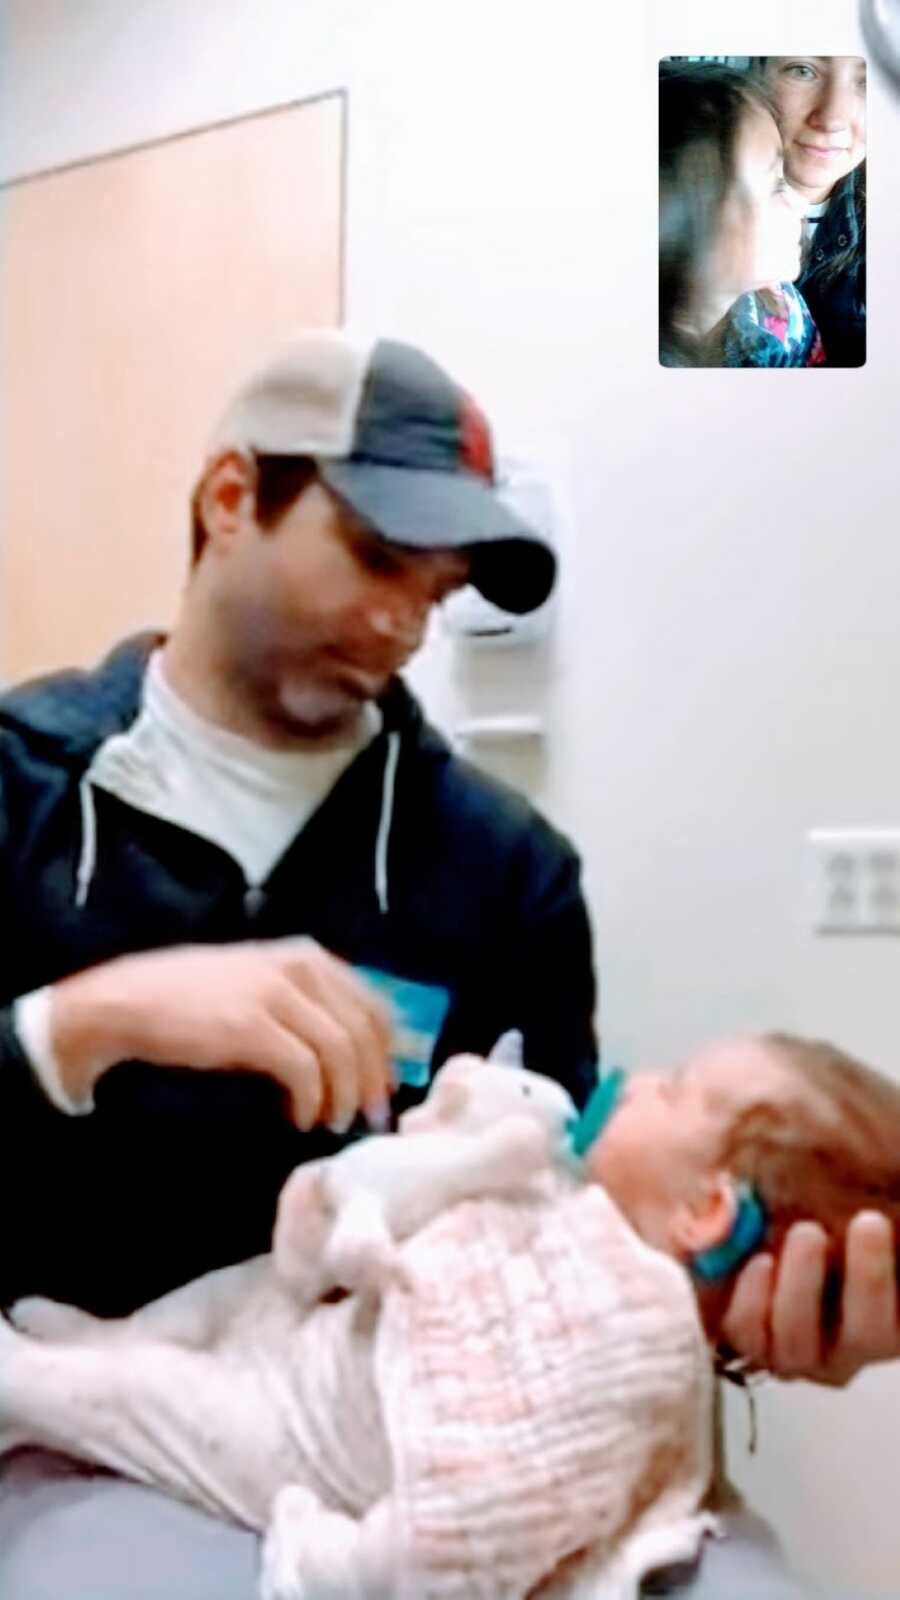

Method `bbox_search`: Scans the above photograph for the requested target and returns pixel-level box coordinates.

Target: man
[0,330,895,1598]
[0,330,592,1320]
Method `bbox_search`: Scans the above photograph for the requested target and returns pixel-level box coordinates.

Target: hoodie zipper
[73,730,403,922]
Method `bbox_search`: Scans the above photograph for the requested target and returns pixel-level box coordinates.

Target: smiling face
[764,56,867,204]
[587,1038,793,1255]
[710,104,805,302]
[198,456,470,742]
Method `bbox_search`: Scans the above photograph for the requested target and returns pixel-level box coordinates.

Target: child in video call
[659,62,826,368]
[2,1032,897,1598]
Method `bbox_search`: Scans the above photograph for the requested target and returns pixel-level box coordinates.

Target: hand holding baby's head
[590,1034,900,1336]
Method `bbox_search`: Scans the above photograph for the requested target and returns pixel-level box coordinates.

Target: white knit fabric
[7,1184,714,1599]
[368,1184,714,1598]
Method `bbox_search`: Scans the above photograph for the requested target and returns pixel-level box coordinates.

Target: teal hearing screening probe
[566,1067,627,1159]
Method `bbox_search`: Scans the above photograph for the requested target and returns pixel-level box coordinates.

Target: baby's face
[588,1038,791,1254]
[710,106,804,298]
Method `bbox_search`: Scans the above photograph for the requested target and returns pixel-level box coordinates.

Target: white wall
[4,0,900,1590]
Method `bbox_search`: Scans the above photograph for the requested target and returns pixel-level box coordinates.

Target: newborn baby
[3,1032,897,1598]
[588,1032,900,1344]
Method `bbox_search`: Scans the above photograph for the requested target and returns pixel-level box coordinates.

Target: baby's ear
[669,1172,738,1257]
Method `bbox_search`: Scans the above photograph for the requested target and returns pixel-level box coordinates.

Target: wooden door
[1,92,345,680]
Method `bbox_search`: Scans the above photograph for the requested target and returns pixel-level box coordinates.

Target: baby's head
[659,63,805,359]
[590,1034,900,1335]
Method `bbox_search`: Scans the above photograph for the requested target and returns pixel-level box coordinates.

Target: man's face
[764,57,867,204]
[213,473,470,740]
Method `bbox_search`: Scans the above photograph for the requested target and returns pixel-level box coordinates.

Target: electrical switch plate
[808,830,900,934]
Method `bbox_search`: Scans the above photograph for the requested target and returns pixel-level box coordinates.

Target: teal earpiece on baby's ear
[689,1183,768,1283]
[563,1067,767,1283]
[566,1068,627,1160]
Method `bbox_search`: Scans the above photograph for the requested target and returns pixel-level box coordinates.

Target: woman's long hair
[659,63,775,366]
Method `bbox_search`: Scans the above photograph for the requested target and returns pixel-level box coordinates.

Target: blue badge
[355,966,452,1087]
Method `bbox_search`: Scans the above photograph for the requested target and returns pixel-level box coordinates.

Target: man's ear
[668,1172,738,1258]
[196,450,256,550]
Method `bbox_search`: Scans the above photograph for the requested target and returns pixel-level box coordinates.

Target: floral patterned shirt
[721,282,825,368]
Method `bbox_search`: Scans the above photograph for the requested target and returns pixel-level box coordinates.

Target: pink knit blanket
[369,1183,714,1598]
[3,1177,715,1599]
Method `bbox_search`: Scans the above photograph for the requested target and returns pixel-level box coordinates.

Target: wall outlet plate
[807,829,900,934]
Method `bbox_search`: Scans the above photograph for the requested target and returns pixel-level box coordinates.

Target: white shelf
[453,714,545,743]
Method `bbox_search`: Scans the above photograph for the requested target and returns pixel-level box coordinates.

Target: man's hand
[722,1213,900,1385]
[50,938,394,1133]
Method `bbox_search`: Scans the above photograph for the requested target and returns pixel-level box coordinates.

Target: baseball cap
[207,330,556,615]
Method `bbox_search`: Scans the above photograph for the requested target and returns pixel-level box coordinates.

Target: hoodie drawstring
[374,732,400,915]
[76,731,401,913]
[75,775,98,908]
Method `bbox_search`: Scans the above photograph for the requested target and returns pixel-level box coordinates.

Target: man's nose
[368,588,430,648]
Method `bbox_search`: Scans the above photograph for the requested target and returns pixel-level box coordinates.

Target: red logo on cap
[459,395,494,482]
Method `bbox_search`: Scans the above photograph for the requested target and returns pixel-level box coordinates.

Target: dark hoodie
[0,635,597,1314]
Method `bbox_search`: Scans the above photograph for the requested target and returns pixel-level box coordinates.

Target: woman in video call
[659,58,866,368]
[756,55,866,369]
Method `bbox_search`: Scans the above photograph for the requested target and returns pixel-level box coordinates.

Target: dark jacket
[0,635,597,1313]
[798,165,866,369]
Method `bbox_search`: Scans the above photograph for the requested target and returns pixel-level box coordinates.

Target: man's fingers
[770,1222,829,1377]
[721,1252,774,1368]
[325,986,393,1127]
[303,949,393,1054]
[724,1215,900,1388]
[276,942,394,1123]
[275,939,392,1047]
[251,1021,324,1131]
[838,1212,899,1367]
[343,1014,392,1128]
[269,982,360,1131]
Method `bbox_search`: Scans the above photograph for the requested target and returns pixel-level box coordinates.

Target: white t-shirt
[86,651,381,886]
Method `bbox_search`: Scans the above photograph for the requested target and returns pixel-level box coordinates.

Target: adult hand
[50,938,394,1133]
[722,1213,900,1385]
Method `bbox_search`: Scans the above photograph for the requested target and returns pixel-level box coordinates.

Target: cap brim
[318,459,556,615]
